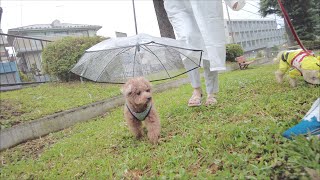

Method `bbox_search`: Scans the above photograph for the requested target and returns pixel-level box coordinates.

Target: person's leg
[190,0,226,71]
[183,59,202,106]
[203,60,219,106]
[164,0,204,106]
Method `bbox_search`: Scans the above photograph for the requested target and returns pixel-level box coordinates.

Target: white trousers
[164,0,222,94]
[164,0,226,71]
[184,59,219,94]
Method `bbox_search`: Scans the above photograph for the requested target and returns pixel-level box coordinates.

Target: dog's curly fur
[121,77,161,144]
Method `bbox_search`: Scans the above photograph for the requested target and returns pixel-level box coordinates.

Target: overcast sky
[0,0,283,38]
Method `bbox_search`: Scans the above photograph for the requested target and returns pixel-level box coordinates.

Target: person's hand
[226,0,245,11]
[232,2,238,10]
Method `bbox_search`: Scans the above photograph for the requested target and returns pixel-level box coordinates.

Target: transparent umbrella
[71,33,202,84]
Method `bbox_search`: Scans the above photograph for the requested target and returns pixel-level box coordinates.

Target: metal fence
[0,33,52,87]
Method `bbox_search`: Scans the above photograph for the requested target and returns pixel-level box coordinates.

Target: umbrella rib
[141,45,172,79]
[133,45,137,77]
[152,42,203,52]
[148,43,201,67]
[164,45,200,67]
[72,51,102,70]
[78,51,108,76]
[96,47,134,81]
[116,47,136,80]
[161,45,182,70]
[86,42,152,53]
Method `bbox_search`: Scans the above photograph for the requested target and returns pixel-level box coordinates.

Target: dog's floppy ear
[121,84,132,96]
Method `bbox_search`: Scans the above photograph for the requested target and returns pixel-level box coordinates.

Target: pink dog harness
[126,103,152,121]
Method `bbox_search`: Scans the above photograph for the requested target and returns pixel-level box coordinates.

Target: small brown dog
[121,77,161,144]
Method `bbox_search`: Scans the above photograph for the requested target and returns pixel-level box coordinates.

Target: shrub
[256,50,264,58]
[226,44,244,62]
[42,36,105,82]
[301,40,320,50]
[19,71,33,82]
[271,45,279,52]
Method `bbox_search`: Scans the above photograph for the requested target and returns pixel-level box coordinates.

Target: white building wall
[225,19,286,52]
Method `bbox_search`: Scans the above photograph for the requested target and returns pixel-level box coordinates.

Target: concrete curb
[0,77,191,151]
[0,59,272,151]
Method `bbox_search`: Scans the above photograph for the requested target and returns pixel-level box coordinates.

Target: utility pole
[0,7,2,30]
[20,1,23,26]
[132,0,138,35]
[225,2,235,44]
[0,0,2,29]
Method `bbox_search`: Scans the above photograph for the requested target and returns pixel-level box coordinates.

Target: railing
[0,33,53,87]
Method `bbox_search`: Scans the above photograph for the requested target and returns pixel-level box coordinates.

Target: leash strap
[277,0,311,56]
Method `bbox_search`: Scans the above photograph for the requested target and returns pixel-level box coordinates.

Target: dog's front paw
[147,132,159,144]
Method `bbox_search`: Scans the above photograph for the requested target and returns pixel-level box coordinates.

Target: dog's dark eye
[146,89,150,92]
[137,91,141,95]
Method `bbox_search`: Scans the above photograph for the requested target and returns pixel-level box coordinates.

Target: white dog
[274,49,320,87]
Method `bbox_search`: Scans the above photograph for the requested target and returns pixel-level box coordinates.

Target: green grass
[1,64,319,179]
[0,82,121,129]
[0,67,191,129]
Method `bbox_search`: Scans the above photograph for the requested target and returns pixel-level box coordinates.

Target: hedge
[42,36,105,82]
[226,44,244,62]
[301,40,320,50]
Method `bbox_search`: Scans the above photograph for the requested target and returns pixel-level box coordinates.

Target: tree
[259,0,318,45]
[152,0,175,39]
[313,0,320,38]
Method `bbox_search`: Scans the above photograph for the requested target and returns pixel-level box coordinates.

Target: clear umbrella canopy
[71,33,202,84]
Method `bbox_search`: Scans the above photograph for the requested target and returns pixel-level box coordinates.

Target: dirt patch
[0,99,25,128]
[0,134,57,166]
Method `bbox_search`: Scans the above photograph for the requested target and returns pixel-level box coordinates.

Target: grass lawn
[0,82,122,129]
[0,73,188,129]
[0,64,319,179]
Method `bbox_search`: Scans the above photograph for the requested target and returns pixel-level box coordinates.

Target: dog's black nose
[147,97,152,101]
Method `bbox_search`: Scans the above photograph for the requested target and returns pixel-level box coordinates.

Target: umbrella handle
[132,0,138,35]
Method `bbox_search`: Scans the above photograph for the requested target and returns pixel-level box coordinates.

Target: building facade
[225,19,286,52]
[6,20,102,83]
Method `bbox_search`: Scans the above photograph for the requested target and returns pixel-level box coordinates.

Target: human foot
[188,89,202,107]
[205,95,217,106]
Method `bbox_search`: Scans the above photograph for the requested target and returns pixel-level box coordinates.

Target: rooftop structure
[8,20,102,41]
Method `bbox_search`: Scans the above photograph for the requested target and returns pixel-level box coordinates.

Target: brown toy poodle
[121,77,161,144]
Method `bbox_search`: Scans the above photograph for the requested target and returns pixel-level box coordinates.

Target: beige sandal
[205,96,217,106]
[188,94,202,107]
